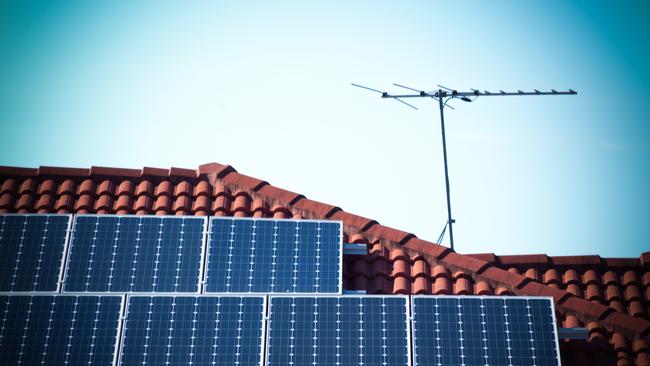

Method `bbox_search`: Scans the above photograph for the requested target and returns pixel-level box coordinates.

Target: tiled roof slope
[1,162,649,365]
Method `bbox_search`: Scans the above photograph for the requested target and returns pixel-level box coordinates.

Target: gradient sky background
[1,1,648,257]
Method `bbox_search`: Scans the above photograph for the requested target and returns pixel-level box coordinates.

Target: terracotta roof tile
[221,172,268,191]
[256,185,304,206]
[197,162,235,178]
[0,166,37,176]
[91,166,141,177]
[329,211,377,232]
[475,280,493,295]
[169,167,196,178]
[364,224,414,245]
[142,167,169,177]
[37,166,89,176]
[499,254,549,266]
[290,198,340,218]
[194,181,212,197]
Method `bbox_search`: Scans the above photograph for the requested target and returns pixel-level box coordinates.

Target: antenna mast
[352,83,577,251]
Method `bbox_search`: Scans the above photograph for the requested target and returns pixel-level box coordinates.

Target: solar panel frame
[0,292,125,366]
[411,295,561,366]
[204,217,344,295]
[265,294,412,366]
[117,294,267,366]
[0,213,72,293]
[62,214,208,294]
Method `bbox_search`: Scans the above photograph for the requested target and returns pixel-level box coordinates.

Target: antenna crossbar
[351,83,577,251]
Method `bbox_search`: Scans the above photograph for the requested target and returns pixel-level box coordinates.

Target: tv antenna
[351,83,577,251]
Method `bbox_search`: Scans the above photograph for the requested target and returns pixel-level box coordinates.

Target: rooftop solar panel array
[205,217,342,294]
[63,215,206,293]
[0,214,71,292]
[412,296,560,366]
[266,296,410,366]
[119,295,265,366]
[0,213,563,366]
[0,294,123,365]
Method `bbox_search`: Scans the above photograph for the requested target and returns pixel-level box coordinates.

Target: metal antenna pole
[437,90,455,250]
[351,83,577,251]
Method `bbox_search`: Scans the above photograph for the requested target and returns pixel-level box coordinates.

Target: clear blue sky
[1,1,648,257]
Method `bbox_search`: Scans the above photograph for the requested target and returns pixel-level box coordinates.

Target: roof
[1,162,649,365]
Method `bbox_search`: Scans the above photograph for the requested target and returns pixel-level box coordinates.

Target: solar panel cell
[63,215,206,293]
[0,214,70,292]
[205,218,342,294]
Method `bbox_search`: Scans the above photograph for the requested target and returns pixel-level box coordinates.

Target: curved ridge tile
[329,211,377,232]
[38,166,89,176]
[364,224,414,245]
[256,185,305,206]
[91,166,141,177]
[221,172,268,191]
[292,198,341,218]
[403,238,451,259]
[197,162,235,178]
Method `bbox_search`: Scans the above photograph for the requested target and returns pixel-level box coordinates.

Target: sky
[0,1,648,258]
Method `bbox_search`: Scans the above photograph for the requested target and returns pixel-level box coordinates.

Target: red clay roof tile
[91,166,141,177]
[142,167,169,177]
[641,252,650,267]
[623,270,642,287]
[403,238,451,260]
[329,211,377,232]
[364,224,415,245]
[37,166,89,176]
[197,162,235,178]
[475,280,493,295]
[256,185,304,206]
[194,181,212,197]
[221,172,268,191]
[466,253,496,262]
[291,198,341,218]
[169,167,196,178]
[561,296,615,321]
[0,178,17,194]
[18,179,36,194]
[0,166,37,176]
[553,255,603,267]
[499,254,549,266]
[413,276,431,294]
[434,276,452,295]
[37,179,57,195]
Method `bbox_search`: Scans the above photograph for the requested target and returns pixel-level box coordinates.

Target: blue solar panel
[266,296,410,366]
[119,295,265,366]
[63,215,206,293]
[205,217,342,294]
[0,214,71,292]
[0,294,123,365]
[412,296,561,366]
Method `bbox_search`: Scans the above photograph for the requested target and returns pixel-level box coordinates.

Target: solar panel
[0,214,71,292]
[266,295,410,366]
[411,296,561,366]
[63,215,206,293]
[119,295,265,366]
[205,217,342,294]
[0,294,123,365]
